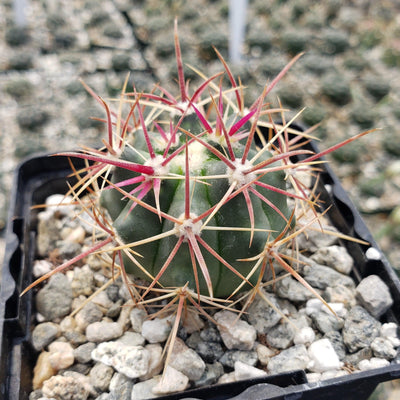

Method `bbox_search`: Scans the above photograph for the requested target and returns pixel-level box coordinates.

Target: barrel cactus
[69,53,320,304]
[25,21,371,311]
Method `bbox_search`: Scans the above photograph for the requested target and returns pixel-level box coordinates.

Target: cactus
[24,21,372,320]
[20,23,377,387]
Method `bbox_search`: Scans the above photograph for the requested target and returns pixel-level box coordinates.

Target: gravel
[28,199,400,398]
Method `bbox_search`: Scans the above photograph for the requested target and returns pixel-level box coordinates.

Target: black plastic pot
[1,141,400,400]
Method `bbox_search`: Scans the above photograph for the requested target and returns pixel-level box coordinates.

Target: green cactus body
[100,117,292,298]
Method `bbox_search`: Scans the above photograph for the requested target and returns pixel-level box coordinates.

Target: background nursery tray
[1,137,400,400]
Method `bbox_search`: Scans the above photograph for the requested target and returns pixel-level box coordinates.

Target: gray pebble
[276,275,314,303]
[345,347,373,366]
[215,310,256,351]
[89,362,114,392]
[75,302,104,331]
[302,263,355,290]
[31,322,60,351]
[116,331,146,347]
[268,344,310,375]
[129,308,147,332]
[219,350,258,368]
[200,324,222,343]
[311,311,344,334]
[63,330,88,346]
[245,290,282,333]
[310,245,353,275]
[195,340,225,363]
[169,338,206,381]
[194,362,224,387]
[324,284,357,308]
[35,273,73,321]
[57,240,82,260]
[297,226,338,252]
[342,306,381,353]
[131,378,159,399]
[86,321,123,342]
[106,283,121,302]
[356,275,393,318]
[106,299,122,319]
[64,363,92,375]
[186,331,202,349]
[91,290,113,310]
[109,372,133,400]
[37,211,61,256]
[74,342,96,364]
[29,390,43,400]
[266,321,295,349]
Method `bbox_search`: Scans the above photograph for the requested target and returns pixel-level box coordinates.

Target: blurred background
[0,1,400,397]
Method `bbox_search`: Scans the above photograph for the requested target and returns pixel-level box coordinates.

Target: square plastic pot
[1,138,400,400]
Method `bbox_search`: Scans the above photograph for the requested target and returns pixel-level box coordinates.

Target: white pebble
[141,316,174,344]
[131,378,159,399]
[234,361,267,381]
[91,341,119,366]
[294,327,315,345]
[45,194,75,216]
[321,369,349,380]
[381,322,399,339]
[371,337,397,359]
[256,343,275,366]
[305,298,323,315]
[152,366,189,395]
[321,302,347,319]
[366,247,381,261]
[142,344,163,380]
[217,371,236,384]
[388,336,400,348]
[358,357,390,371]
[33,259,53,278]
[214,310,256,351]
[307,339,342,373]
[91,341,151,379]
[306,372,321,383]
[42,375,89,400]
[112,345,150,379]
